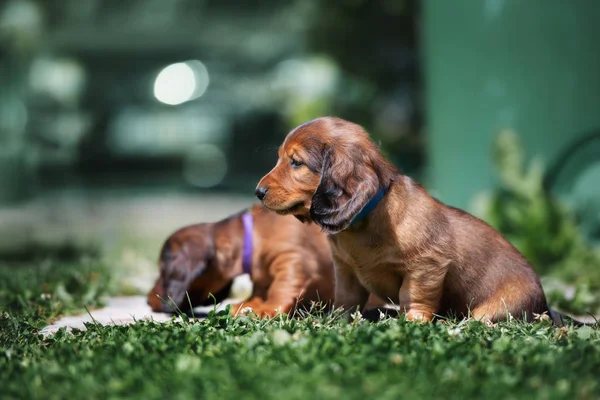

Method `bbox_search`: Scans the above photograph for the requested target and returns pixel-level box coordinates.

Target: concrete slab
[40,296,235,336]
[41,273,254,336]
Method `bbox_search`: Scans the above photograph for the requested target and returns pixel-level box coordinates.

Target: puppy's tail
[549,308,599,327]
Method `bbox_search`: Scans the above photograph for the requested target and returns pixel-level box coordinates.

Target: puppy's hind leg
[471,278,548,323]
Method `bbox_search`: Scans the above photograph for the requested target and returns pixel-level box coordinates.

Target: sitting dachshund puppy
[255,117,550,323]
[148,204,386,318]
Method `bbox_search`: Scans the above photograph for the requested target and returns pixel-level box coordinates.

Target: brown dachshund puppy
[255,117,550,323]
[148,204,388,318]
[148,204,335,317]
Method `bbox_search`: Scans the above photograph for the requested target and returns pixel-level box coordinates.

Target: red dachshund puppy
[148,204,386,318]
[255,117,550,323]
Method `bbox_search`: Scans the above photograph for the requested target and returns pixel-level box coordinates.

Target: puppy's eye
[290,158,303,168]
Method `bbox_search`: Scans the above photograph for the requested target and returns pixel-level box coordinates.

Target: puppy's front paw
[406,309,433,323]
[231,302,284,319]
[255,306,282,318]
[231,303,255,316]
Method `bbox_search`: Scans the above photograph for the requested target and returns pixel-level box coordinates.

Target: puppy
[255,117,550,323]
[148,204,386,318]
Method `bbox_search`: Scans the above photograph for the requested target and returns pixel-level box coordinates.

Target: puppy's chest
[329,233,407,298]
[329,232,396,266]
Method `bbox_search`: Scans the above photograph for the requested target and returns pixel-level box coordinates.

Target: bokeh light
[182,144,227,188]
[153,60,209,106]
[29,57,86,105]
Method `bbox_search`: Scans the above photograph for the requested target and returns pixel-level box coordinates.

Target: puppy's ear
[309,146,382,234]
[162,243,212,312]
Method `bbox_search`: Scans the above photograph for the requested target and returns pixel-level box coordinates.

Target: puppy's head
[255,117,397,233]
[147,223,233,313]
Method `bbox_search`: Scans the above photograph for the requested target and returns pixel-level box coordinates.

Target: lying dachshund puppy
[255,116,552,323]
[148,204,386,318]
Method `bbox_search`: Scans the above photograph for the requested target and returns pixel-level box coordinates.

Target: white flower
[448,327,462,337]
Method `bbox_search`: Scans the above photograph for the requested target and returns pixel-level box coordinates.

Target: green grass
[2,308,600,400]
[1,259,600,400]
[0,257,113,326]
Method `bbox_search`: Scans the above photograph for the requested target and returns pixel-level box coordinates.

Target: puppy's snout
[255,186,268,201]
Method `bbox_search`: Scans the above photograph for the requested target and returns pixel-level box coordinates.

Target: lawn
[1,260,600,400]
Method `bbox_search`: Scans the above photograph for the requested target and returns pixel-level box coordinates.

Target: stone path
[41,296,172,335]
[40,295,237,336]
[41,275,254,336]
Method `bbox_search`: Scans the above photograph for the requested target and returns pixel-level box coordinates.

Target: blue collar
[351,187,388,225]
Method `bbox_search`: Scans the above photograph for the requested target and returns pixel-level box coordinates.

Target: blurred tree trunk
[0,0,44,203]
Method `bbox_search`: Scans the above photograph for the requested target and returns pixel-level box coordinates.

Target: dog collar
[351,187,388,225]
[241,212,253,275]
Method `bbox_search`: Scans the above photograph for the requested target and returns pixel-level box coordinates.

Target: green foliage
[1,308,600,400]
[476,130,600,315]
[0,256,113,326]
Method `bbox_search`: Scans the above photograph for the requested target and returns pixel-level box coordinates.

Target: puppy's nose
[255,186,268,201]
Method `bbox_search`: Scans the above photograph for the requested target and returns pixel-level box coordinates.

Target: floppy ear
[309,146,381,234]
[161,239,214,312]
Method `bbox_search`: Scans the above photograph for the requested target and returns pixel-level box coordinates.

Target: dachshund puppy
[148,203,388,318]
[255,117,549,323]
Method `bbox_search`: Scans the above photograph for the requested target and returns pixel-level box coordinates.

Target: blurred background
[1,0,599,315]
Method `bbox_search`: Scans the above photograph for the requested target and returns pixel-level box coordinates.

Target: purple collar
[241,212,253,275]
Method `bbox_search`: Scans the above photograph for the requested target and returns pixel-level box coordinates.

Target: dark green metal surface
[423,0,600,209]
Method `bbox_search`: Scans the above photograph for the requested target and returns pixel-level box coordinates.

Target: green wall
[423,0,600,209]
